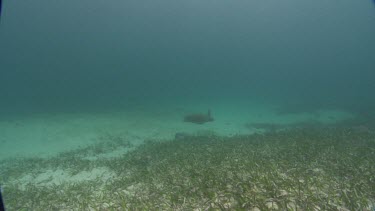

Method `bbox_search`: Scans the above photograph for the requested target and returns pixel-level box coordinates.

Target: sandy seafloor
[0,99,353,160]
[0,99,354,186]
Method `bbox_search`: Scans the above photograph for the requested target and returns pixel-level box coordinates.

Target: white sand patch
[11,167,115,189]
[83,146,136,160]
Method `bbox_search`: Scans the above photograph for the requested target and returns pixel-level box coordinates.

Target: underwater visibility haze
[0,0,375,210]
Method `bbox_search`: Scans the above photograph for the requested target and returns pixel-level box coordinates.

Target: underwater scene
[0,0,375,210]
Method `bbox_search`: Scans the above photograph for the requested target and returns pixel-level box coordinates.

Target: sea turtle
[183,109,214,124]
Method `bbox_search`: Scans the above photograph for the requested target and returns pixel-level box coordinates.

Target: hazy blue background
[0,0,374,115]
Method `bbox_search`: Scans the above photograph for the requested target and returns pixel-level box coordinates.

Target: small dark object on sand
[184,110,214,124]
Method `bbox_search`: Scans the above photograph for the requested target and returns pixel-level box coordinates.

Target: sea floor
[0,99,354,159]
[1,99,374,210]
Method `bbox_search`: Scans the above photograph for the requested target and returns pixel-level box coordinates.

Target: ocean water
[0,0,375,210]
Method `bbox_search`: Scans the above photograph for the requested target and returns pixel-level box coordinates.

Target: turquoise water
[0,0,375,210]
[0,0,374,114]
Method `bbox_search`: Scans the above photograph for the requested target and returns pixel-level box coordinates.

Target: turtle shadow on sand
[183,109,214,124]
